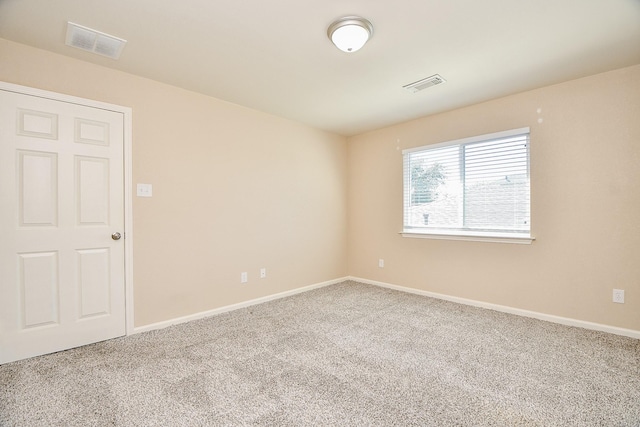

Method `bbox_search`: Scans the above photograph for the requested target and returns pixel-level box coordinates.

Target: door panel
[19,251,59,328]
[76,156,109,225]
[18,150,58,226]
[0,88,126,364]
[77,248,111,318]
[17,109,58,139]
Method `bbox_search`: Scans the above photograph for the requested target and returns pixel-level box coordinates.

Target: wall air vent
[65,22,127,60]
[403,74,446,93]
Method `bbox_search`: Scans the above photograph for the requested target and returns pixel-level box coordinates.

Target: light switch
[137,183,153,197]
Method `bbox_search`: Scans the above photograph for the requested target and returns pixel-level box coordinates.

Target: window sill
[400,230,535,244]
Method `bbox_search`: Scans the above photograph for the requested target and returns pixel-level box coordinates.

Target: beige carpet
[1,280,639,426]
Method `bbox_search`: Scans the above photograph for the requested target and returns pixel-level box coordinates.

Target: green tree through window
[410,163,446,204]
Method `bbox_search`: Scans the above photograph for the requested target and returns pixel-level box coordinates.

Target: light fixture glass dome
[327,16,373,53]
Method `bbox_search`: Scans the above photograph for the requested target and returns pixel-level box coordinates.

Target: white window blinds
[403,128,530,239]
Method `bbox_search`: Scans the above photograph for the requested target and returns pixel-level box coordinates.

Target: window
[402,128,532,243]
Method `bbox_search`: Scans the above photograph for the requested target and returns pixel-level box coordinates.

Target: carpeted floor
[1,280,639,426]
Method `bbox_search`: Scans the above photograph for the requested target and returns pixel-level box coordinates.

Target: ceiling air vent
[65,22,127,60]
[403,74,446,93]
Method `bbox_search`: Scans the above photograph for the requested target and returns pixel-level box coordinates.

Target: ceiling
[1,0,639,136]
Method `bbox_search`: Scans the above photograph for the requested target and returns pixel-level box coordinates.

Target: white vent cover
[65,22,127,59]
[403,74,446,93]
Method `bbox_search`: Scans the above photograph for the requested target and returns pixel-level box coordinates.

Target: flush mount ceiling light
[327,16,373,53]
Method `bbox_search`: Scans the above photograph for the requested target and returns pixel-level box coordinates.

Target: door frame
[1,80,135,336]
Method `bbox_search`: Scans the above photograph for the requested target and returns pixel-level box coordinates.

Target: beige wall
[2,38,639,333]
[348,64,640,331]
[0,39,348,327]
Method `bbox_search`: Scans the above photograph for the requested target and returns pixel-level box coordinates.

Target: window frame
[401,127,534,244]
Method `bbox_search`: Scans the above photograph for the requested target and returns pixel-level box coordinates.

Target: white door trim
[0,81,135,335]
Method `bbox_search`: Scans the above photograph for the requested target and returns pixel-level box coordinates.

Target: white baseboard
[133,275,639,340]
[132,277,349,334]
[350,276,640,340]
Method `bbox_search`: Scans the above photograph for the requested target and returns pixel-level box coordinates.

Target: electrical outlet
[379,259,384,268]
[240,272,248,284]
[613,289,625,304]
[260,268,266,279]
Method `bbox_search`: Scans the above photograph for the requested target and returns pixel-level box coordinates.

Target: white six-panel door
[0,87,127,364]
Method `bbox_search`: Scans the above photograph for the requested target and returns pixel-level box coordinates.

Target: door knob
[111,232,122,240]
